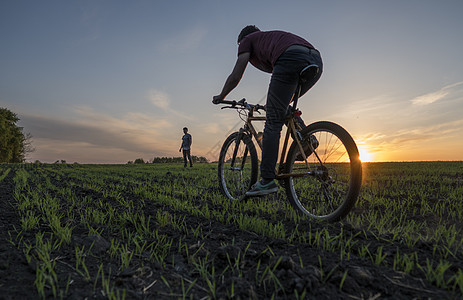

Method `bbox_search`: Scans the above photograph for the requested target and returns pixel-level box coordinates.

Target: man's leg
[263,48,324,166]
[187,150,193,167]
[183,150,187,167]
[246,74,297,197]
[247,48,321,196]
[260,69,299,180]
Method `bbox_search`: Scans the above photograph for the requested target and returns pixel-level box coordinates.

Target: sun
[358,146,374,162]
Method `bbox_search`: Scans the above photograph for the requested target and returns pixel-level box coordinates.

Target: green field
[0,162,462,299]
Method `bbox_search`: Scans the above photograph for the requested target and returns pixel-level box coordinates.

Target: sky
[1,0,462,163]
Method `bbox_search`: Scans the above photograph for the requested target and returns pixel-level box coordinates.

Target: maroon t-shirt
[238,30,314,73]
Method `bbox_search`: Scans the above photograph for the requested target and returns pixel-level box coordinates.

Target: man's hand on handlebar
[212,95,223,104]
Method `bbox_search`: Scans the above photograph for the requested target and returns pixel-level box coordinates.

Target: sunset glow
[358,146,374,162]
[1,2,463,163]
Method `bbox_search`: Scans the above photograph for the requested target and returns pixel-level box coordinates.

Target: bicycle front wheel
[218,132,258,201]
[284,121,362,222]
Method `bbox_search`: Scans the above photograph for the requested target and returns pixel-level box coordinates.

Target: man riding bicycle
[213,25,323,196]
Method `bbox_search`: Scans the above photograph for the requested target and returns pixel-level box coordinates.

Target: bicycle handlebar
[215,98,266,112]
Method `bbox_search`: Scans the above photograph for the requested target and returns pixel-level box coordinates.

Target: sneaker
[296,134,319,161]
[245,179,279,197]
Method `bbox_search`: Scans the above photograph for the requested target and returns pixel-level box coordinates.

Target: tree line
[0,108,34,163]
[129,156,209,164]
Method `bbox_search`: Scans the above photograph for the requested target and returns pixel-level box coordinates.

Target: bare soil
[0,167,461,299]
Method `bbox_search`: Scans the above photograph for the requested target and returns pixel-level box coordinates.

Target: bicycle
[214,64,362,222]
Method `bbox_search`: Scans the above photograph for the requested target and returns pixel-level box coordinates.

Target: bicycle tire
[284,121,362,222]
[218,132,258,201]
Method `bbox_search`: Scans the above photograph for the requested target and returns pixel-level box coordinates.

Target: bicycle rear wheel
[218,132,258,201]
[284,121,362,222]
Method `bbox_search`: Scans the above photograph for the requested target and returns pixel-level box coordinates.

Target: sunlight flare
[358,145,374,162]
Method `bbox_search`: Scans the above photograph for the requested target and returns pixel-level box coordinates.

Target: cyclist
[213,25,323,196]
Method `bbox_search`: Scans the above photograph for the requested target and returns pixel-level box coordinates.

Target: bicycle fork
[230,129,248,172]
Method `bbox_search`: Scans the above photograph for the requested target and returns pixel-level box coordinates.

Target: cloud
[356,118,463,159]
[411,90,449,106]
[147,89,195,121]
[199,122,221,135]
[149,90,171,109]
[327,94,401,120]
[387,119,463,145]
[411,81,463,105]
[157,26,208,52]
[19,107,179,163]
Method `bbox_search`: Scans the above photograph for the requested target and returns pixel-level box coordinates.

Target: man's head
[183,127,188,134]
[237,25,260,44]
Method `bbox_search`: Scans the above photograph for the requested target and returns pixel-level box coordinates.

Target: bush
[134,158,145,164]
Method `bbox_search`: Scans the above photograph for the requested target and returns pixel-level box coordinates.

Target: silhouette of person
[179,127,193,167]
[213,25,322,196]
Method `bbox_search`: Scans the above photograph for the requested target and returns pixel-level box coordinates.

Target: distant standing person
[179,127,193,167]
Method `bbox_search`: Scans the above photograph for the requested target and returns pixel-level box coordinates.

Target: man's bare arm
[213,52,250,103]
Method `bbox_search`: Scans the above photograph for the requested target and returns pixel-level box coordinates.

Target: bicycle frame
[217,88,362,221]
[234,103,314,180]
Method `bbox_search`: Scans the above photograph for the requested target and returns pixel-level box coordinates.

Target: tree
[23,132,35,157]
[0,108,34,163]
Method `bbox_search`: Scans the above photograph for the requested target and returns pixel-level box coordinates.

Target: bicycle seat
[299,64,319,83]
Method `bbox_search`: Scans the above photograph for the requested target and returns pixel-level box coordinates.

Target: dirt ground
[0,168,461,299]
